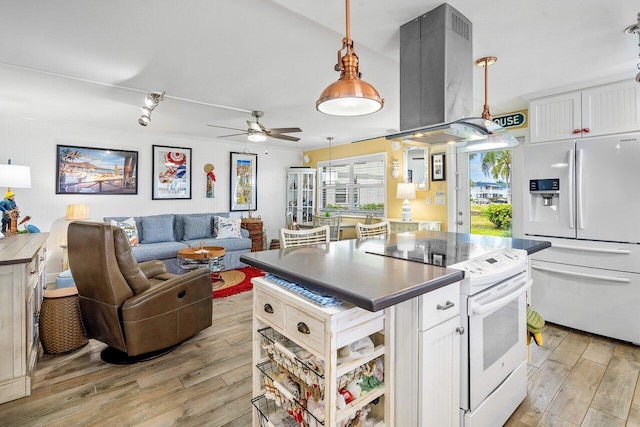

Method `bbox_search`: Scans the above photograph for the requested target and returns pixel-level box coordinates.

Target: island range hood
[386,117,518,152]
[390,3,517,152]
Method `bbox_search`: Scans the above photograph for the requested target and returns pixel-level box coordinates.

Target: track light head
[144,91,165,109]
[138,115,150,126]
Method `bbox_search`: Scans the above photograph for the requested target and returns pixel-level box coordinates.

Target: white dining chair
[356,221,391,239]
[279,225,330,248]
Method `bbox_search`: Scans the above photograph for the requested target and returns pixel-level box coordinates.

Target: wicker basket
[241,218,264,252]
[39,287,88,354]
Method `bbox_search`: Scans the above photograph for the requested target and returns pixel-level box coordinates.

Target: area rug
[212,266,265,299]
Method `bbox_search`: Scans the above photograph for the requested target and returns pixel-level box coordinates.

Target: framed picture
[230,151,257,211]
[407,169,413,183]
[152,145,192,199]
[56,144,138,194]
[431,153,446,181]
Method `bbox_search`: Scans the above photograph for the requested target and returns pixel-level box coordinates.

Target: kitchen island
[241,230,550,426]
[241,230,550,312]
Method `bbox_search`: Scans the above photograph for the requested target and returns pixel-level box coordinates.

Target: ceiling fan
[206,111,302,142]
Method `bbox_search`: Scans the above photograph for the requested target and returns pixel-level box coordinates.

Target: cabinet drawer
[255,289,285,330]
[419,282,460,330]
[529,237,640,274]
[285,305,325,355]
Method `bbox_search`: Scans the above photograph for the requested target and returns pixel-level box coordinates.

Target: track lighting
[625,12,640,83]
[138,91,164,126]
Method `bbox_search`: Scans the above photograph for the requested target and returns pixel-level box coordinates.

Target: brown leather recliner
[68,221,212,363]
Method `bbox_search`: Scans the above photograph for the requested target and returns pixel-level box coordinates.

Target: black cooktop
[366,234,511,267]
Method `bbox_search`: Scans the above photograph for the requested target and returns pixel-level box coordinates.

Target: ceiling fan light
[248,132,267,142]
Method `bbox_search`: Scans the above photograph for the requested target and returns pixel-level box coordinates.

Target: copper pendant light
[475,56,497,120]
[316,0,384,116]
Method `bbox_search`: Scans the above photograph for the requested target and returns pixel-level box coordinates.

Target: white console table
[386,218,442,233]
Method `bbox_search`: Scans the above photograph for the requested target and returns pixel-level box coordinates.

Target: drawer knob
[297,322,311,335]
[29,269,36,275]
[264,303,274,314]
[456,327,465,335]
[436,301,455,310]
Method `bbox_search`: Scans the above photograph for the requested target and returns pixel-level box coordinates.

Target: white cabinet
[529,79,640,143]
[387,218,442,233]
[286,168,316,227]
[252,277,393,427]
[395,282,461,427]
[0,233,48,404]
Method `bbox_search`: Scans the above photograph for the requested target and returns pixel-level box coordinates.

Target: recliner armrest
[121,269,212,321]
[138,260,168,279]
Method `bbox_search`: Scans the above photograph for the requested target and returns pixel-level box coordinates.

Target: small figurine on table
[0,190,18,233]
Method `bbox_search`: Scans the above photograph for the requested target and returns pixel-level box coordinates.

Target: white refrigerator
[523,132,640,242]
[523,132,640,344]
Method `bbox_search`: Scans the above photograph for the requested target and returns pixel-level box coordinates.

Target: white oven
[455,249,530,427]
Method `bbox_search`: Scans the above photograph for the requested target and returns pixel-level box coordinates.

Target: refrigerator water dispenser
[529,179,559,206]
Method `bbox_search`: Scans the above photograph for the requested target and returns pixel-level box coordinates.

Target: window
[317,153,386,217]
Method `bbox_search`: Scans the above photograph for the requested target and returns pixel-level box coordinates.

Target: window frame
[316,152,387,218]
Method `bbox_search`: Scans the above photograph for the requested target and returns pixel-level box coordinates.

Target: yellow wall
[303,138,449,232]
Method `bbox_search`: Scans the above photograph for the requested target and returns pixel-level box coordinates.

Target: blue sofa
[104,213,252,274]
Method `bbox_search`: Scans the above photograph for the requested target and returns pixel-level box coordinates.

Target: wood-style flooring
[506,322,640,427]
[0,291,639,426]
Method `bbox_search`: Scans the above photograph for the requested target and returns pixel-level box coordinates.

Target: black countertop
[241,230,550,312]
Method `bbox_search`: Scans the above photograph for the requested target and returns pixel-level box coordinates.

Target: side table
[177,245,226,285]
[241,218,264,252]
[39,287,88,354]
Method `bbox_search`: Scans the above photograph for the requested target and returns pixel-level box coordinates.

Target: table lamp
[65,204,91,221]
[0,160,32,235]
[61,204,91,269]
[396,182,416,222]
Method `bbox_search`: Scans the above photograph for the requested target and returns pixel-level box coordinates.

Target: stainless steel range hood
[395,4,518,153]
[385,117,518,152]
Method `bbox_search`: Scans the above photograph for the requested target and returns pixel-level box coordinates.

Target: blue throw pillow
[183,215,213,240]
[140,215,175,243]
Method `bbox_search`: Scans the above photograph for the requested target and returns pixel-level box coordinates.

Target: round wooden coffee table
[177,245,225,286]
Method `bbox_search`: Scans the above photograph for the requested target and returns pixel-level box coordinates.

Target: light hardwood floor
[0,292,639,426]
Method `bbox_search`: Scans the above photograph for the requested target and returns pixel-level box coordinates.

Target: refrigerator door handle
[568,148,575,230]
[576,148,584,230]
[552,244,631,255]
[531,264,631,283]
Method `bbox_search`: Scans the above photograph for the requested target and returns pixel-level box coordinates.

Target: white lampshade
[65,204,91,220]
[396,183,416,200]
[0,164,31,188]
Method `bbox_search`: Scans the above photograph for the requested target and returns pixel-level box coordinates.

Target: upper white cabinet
[529,79,640,143]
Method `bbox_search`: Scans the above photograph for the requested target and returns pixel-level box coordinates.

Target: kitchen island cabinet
[252,277,393,426]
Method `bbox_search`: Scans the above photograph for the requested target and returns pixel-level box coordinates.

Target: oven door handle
[470,279,532,315]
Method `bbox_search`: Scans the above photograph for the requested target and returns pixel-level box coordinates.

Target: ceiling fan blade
[268,127,302,134]
[217,132,248,138]
[206,124,247,132]
[269,133,300,142]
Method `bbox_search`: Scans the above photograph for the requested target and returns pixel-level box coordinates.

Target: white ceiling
[1,0,638,150]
